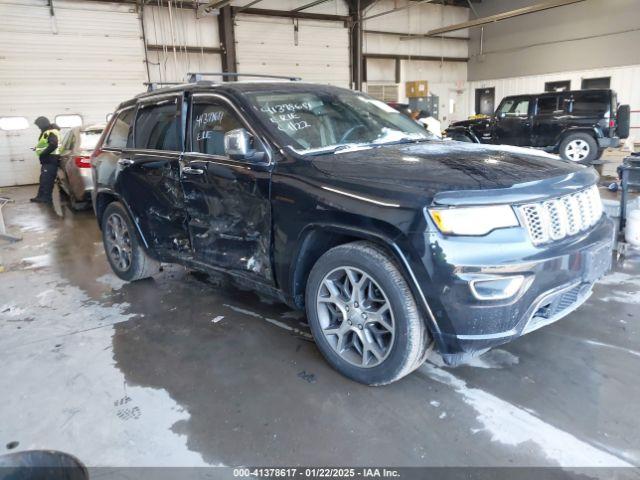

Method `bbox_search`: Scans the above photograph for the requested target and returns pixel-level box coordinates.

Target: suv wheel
[101,202,159,281]
[560,133,597,163]
[305,241,430,385]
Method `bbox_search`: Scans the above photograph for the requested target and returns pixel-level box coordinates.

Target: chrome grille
[519,185,603,246]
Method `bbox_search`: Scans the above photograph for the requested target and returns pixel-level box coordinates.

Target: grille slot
[519,185,603,245]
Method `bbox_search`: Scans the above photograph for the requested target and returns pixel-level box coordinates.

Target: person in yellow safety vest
[31,116,62,204]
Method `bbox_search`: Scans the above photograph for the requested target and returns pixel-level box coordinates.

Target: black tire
[617,104,630,139]
[305,241,430,386]
[559,133,598,163]
[101,202,159,282]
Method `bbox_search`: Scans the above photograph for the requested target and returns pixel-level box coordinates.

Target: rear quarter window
[570,92,609,116]
[134,99,181,151]
[104,108,135,149]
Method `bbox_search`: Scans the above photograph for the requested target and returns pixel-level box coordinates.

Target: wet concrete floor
[0,185,639,469]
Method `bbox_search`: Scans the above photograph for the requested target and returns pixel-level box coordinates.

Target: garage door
[235,15,350,87]
[0,0,146,187]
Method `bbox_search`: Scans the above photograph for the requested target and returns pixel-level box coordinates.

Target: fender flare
[94,188,151,250]
[289,223,442,339]
[554,126,602,149]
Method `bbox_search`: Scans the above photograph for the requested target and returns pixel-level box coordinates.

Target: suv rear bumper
[417,215,615,364]
[598,136,620,149]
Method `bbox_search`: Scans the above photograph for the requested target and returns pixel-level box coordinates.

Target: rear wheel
[101,202,159,281]
[305,241,430,385]
[560,133,598,163]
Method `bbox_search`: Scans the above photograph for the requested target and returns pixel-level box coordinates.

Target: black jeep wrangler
[446,89,630,163]
[91,79,614,385]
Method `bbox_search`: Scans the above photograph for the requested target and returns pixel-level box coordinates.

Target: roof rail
[144,82,183,92]
[186,72,302,83]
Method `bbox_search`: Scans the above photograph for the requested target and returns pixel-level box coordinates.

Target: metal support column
[218,5,237,78]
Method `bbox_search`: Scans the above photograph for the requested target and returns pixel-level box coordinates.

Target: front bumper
[598,136,621,149]
[417,215,615,364]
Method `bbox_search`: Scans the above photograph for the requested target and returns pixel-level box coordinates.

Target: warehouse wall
[0,0,147,186]
[467,0,640,81]
[143,5,221,83]
[362,0,469,126]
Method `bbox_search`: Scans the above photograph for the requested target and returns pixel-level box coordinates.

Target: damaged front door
[180,94,273,282]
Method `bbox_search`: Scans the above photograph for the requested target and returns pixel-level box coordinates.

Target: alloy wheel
[105,212,132,272]
[565,139,590,161]
[316,266,395,368]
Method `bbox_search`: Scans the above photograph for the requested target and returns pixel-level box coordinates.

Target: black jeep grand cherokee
[92,81,615,385]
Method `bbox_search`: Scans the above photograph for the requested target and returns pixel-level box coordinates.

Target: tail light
[609,120,616,128]
[74,155,91,168]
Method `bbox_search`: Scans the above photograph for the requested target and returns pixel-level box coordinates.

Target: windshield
[80,130,102,151]
[246,90,432,154]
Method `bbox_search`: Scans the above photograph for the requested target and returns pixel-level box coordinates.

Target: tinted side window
[571,92,609,116]
[498,98,530,117]
[191,101,243,156]
[104,108,135,149]
[135,99,181,151]
[536,96,559,115]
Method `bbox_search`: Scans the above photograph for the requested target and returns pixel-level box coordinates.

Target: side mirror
[224,128,266,163]
[224,128,250,160]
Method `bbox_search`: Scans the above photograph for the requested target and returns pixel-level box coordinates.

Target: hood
[449,117,491,129]
[309,140,585,196]
[34,116,51,131]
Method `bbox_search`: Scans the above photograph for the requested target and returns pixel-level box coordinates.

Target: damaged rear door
[180,93,273,282]
[117,94,190,254]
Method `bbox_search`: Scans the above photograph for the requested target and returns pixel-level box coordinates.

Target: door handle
[182,166,204,175]
[118,158,134,167]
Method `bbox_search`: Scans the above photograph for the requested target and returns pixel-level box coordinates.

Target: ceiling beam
[362,0,434,21]
[292,0,332,12]
[364,29,469,41]
[364,52,468,63]
[237,0,264,12]
[426,0,588,36]
[232,6,349,22]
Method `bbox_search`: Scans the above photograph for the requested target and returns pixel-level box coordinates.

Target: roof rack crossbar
[144,82,183,92]
[187,72,302,82]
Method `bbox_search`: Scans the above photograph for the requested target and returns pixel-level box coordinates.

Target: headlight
[427,205,519,236]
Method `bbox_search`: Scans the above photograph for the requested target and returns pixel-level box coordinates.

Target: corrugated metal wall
[0,0,146,186]
[143,5,221,83]
[362,0,469,128]
[235,15,350,87]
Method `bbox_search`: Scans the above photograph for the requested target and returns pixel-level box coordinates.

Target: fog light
[469,275,525,301]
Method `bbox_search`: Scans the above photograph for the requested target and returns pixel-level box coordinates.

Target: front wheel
[559,133,598,163]
[101,202,159,282]
[305,241,430,386]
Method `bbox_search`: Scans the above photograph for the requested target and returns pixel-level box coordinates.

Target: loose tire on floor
[305,241,430,386]
[101,201,159,282]
[559,133,598,163]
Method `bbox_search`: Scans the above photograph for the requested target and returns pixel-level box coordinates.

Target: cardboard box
[406,80,428,98]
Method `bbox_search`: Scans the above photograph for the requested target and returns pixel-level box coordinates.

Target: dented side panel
[180,155,273,282]
[117,151,190,253]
